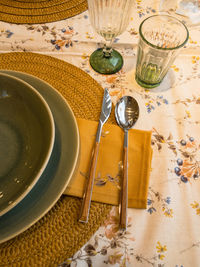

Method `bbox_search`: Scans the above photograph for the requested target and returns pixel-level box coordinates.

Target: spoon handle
[79,142,100,223]
[120,130,128,230]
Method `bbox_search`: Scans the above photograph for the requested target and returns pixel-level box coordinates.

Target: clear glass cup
[87,0,133,74]
[135,15,189,88]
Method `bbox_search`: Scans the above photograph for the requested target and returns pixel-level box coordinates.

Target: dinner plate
[0,73,55,216]
[0,70,80,243]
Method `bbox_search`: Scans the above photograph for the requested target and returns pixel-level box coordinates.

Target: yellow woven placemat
[0,0,87,24]
[0,52,112,267]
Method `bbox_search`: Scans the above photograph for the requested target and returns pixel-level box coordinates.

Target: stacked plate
[0,71,80,243]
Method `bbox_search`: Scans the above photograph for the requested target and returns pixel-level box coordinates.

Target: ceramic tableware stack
[0,71,80,243]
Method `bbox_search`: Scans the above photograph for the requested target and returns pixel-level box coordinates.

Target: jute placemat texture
[0,52,112,267]
[0,0,87,24]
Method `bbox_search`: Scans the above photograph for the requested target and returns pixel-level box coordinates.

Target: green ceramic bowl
[0,73,55,216]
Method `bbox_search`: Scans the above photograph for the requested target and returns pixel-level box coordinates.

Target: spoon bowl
[115,96,139,130]
[115,96,139,230]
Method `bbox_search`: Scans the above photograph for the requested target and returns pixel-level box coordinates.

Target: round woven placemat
[0,0,87,24]
[0,52,113,267]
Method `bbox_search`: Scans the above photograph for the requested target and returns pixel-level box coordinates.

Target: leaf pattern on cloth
[1,0,200,266]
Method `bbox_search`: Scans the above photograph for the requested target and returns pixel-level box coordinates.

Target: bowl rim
[0,72,55,216]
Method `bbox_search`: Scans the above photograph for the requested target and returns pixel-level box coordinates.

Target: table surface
[1,1,200,266]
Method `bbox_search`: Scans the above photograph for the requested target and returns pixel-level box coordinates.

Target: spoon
[115,96,139,230]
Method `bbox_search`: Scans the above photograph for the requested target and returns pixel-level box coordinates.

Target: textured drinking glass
[135,15,189,88]
[87,0,133,74]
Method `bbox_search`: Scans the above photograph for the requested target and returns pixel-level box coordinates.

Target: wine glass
[87,0,134,74]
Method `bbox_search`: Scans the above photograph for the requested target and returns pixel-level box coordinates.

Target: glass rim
[139,14,189,51]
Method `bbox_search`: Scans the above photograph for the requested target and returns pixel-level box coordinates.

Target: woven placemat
[0,0,87,24]
[0,52,113,267]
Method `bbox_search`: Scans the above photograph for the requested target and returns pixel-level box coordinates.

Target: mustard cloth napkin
[64,118,152,209]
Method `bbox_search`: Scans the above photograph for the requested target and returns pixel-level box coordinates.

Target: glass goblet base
[89,48,123,75]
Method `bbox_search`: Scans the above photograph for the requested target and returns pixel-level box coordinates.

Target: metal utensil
[79,88,112,223]
[115,96,139,230]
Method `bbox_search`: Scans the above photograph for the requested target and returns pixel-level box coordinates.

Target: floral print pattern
[191,201,200,215]
[147,188,173,217]
[1,0,200,266]
[60,207,135,267]
[156,241,167,260]
[173,136,200,183]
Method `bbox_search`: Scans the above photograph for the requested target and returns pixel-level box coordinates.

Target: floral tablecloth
[1,0,200,266]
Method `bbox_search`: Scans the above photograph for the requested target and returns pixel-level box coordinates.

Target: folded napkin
[64,118,152,209]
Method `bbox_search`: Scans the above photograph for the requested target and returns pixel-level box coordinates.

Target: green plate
[0,73,55,216]
[0,70,79,243]
[0,71,80,243]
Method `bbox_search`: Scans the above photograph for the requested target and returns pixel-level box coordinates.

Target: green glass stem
[103,45,113,58]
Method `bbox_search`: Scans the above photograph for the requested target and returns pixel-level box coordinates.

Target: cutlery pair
[79,89,139,231]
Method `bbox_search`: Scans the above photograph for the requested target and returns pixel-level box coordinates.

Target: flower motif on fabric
[191,201,200,215]
[61,207,135,267]
[173,95,200,109]
[104,71,126,102]
[176,55,200,87]
[147,187,173,217]
[128,28,138,35]
[94,171,121,188]
[50,26,77,50]
[25,24,78,51]
[98,207,135,266]
[79,53,91,74]
[132,240,168,265]
[156,241,167,260]
[136,0,156,18]
[173,136,200,183]
[85,31,94,39]
[80,161,122,189]
[192,56,200,64]
[0,29,13,38]
[189,36,198,45]
[173,94,200,125]
[151,128,177,154]
[171,64,180,72]
[145,95,169,113]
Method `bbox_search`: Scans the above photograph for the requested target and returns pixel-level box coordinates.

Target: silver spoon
[115,96,139,230]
